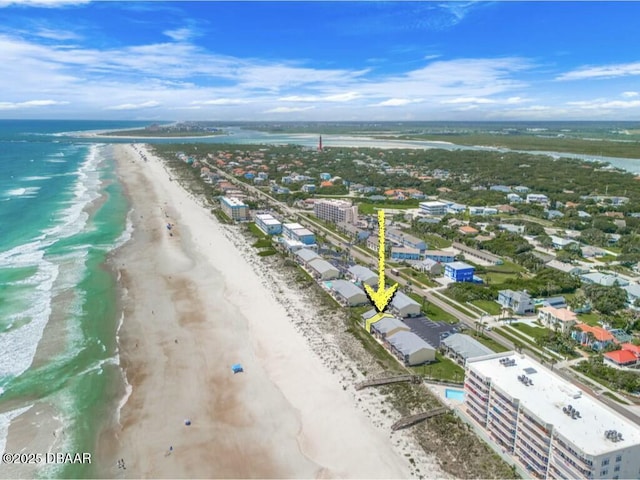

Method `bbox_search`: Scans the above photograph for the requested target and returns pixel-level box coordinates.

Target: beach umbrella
[232,363,243,374]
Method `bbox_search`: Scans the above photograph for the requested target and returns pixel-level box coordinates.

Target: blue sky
[1,1,640,120]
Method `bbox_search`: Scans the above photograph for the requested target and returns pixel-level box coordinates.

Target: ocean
[0,120,145,477]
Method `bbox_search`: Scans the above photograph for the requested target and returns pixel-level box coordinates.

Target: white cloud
[556,62,640,81]
[263,106,315,113]
[191,98,251,106]
[34,28,81,40]
[163,28,194,42]
[371,98,423,107]
[105,101,161,111]
[0,99,68,109]
[441,96,495,105]
[567,99,640,110]
[622,91,639,98]
[0,0,89,7]
[278,92,361,103]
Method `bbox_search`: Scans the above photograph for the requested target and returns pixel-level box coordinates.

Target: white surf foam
[0,145,106,380]
[112,209,134,250]
[0,405,33,455]
[3,186,41,199]
[21,175,51,181]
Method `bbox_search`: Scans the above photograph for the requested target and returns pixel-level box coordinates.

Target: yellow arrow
[364,209,399,313]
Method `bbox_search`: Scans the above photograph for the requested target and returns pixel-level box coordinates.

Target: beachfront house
[329,280,368,307]
[254,213,283,235]
[347,265,378,288]
[384,331,436,366]
[370,316,411,340]
[294,248,320,267]
[307,259,340,281]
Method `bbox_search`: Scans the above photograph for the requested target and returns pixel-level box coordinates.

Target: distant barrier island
[104,121,226,138]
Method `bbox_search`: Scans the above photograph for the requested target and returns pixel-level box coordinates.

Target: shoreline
[102,143,442,478]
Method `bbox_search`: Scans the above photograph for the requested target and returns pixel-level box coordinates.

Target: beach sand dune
[102,144,435,479]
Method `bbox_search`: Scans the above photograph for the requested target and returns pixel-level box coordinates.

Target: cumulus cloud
[622,91,639,98]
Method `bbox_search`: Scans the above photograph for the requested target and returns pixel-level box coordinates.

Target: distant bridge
[355,375,421,391]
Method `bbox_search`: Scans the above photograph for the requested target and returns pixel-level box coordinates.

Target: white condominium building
[464,353,640,480]
[313,199,358,224]
[220,196,249,221]
[419,200,448,216]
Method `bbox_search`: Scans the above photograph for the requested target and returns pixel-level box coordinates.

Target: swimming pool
[445,388,465,401]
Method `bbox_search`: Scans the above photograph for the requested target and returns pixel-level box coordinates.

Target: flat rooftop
[468,353,640,456]
[283,222,304,229]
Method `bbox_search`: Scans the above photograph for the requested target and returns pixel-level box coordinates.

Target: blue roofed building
[445,261,475,282]
[390,246,422,261]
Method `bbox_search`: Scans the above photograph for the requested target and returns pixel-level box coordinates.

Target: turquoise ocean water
[0,120,147,478]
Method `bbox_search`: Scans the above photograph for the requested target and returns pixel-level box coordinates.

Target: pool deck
[426,384,465,409]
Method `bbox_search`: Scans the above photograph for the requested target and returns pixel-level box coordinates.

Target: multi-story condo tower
[313,199,358,225]
[464,353,640,480]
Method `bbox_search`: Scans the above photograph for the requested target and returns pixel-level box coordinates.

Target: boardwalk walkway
[355,375,421,391]
[391,407,450,431]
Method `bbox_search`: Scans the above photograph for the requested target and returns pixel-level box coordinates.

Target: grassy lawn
[471,300,502,315]
[469,332,510,353]
[400,268,438,288]
[412,352,465,382]
[494,327,550,360]
[433,292,479,318]
[212,208,232,224]
[510,322,550,341]
[425,301,460,324]
[248,222,268,238]
[407,292,460,323]
[577,312,601,326]
[480,272,510,284]
[422,233,452,249]
[488,260,525,273]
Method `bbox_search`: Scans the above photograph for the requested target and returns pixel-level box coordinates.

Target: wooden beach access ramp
[391,407,451,431]
[355,374,421,391]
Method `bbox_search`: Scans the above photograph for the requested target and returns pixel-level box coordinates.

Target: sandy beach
[101,143,446,479]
